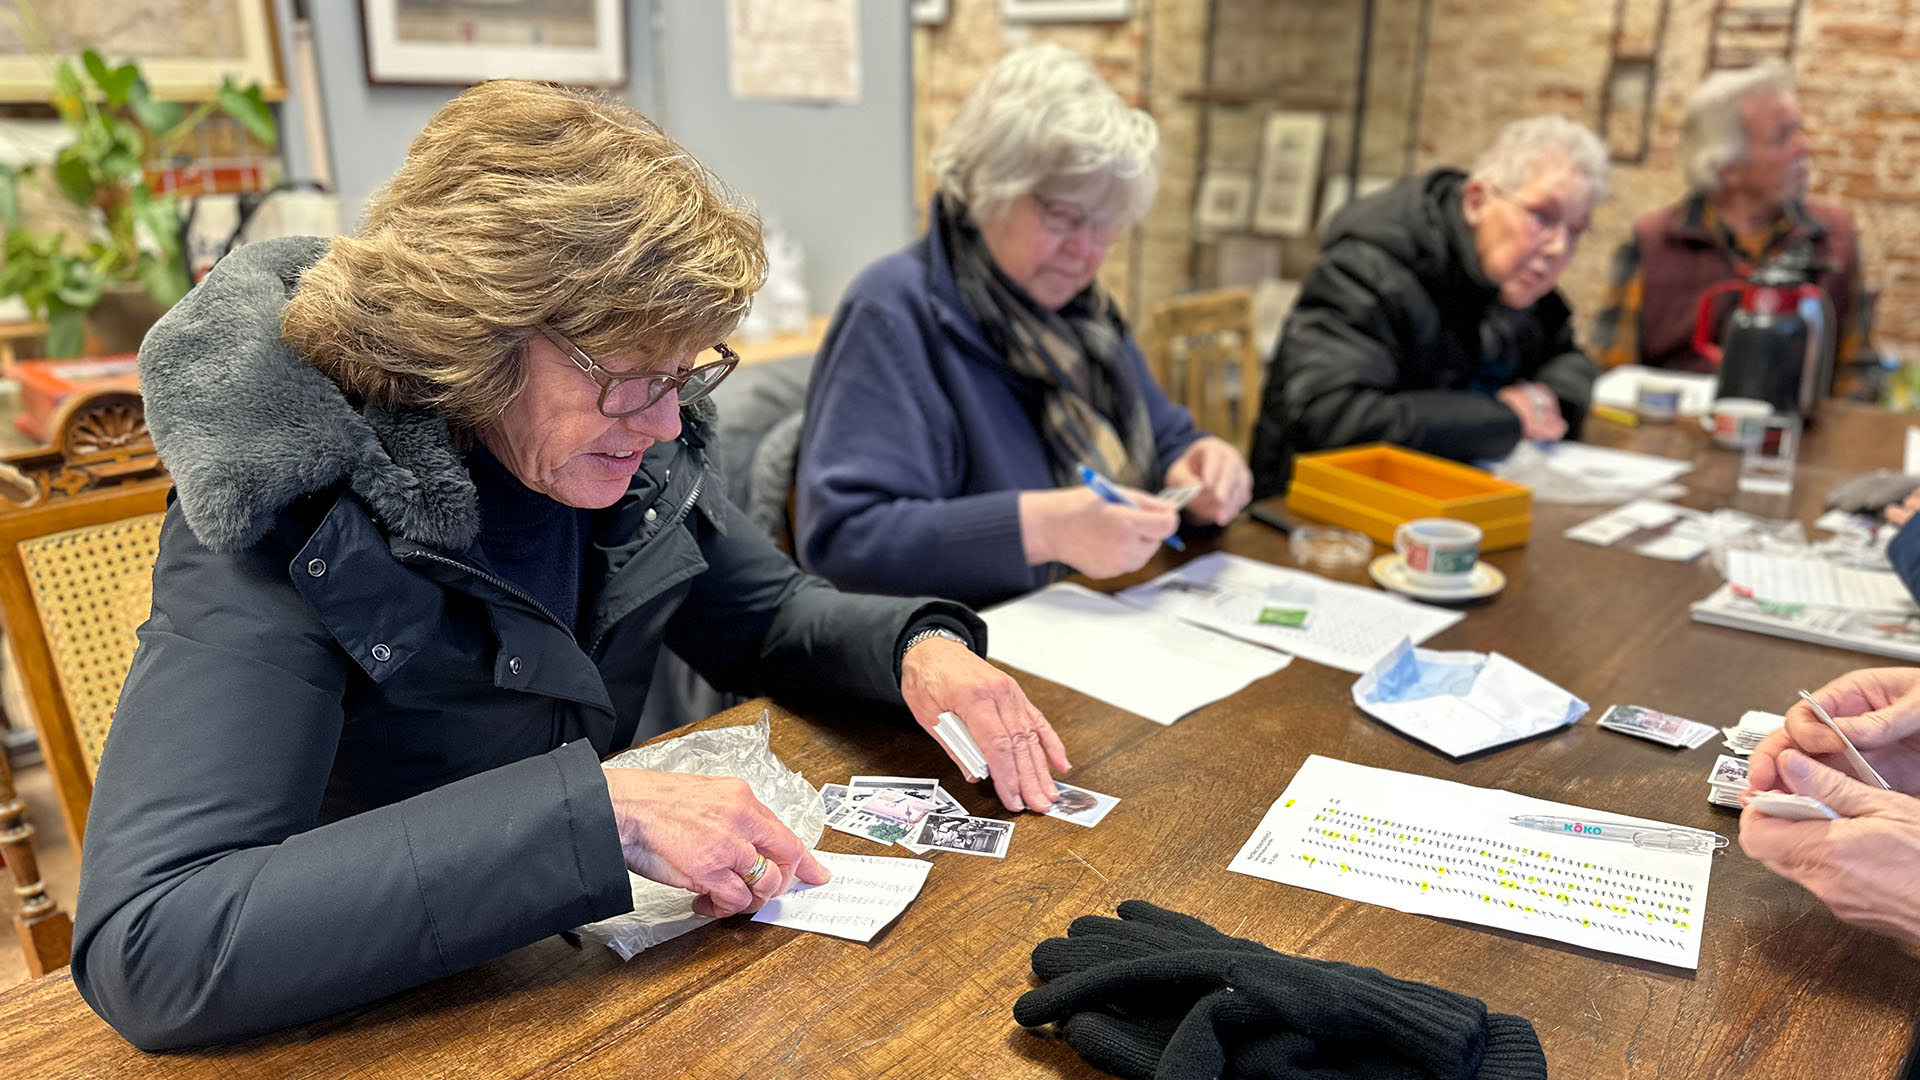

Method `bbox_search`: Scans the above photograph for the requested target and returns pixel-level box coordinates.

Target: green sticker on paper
[1258,606,1310,628]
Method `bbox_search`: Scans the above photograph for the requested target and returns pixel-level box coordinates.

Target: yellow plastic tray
[1285,443,1532,551]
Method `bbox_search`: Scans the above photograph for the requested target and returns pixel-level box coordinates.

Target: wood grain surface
[4,404,1917,1079]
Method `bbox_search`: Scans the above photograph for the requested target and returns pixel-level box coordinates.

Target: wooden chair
[1145,287,1264,455]
[0,388,169,977]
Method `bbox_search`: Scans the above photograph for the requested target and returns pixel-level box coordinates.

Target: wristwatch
[903,626,969,654]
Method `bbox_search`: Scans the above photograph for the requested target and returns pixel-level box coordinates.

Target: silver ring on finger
[741,854,770,887]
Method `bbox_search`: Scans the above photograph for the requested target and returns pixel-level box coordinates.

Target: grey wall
[650,0,913,313]
[278,0,910,313]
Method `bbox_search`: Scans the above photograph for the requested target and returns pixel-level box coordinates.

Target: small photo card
[1043,782,1120,827]
[909,813,1015,858]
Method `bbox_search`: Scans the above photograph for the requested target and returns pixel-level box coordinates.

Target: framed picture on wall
[999,0,1133,21]
[0,0,284,102]
[361,0,627,88]
[1251,111,1327,237]
[1193,172,1254,232]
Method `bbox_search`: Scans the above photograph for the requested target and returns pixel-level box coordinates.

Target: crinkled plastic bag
[574,712,825,960]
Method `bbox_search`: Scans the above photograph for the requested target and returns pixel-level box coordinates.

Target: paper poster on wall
[1215,235,1282,288]
[1000,0,1132,20]
[1252,111,1327,237]
[727,0,860,104]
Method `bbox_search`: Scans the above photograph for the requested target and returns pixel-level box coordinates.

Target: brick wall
[914,1,1918,361]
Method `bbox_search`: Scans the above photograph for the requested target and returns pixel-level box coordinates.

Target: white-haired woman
[1249,115,1610,497]
[794,43,1252,608]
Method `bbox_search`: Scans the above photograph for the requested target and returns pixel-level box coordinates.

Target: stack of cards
[821,775,1018,859]
[1722,710,1786,756]
[1707,754,1749,808]
[1157,483,1202,508]
[932,711,989,779]
[1597,705,1716,748]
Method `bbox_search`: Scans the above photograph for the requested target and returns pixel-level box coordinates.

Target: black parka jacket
[1249,169,1598,498]
[70,238,976,1050]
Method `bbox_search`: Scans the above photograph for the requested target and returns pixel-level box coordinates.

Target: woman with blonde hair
[795,43,1252,608]
[71,80,1066,1050]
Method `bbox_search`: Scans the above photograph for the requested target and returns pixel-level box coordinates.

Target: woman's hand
[1018,486,1177,579]
[1495,382,1568,442]
[1747,667,1920,798]
[1886,489,1920,527]
[604,769,828,918]
[1164,436,1252,527]
[900,637,1071,813]
[1739,749,1920,946]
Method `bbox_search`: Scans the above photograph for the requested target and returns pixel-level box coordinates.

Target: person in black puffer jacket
[1250,115,1610,498]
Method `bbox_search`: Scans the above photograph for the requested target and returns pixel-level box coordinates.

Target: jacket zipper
[398,548,579,644]
[585,464,705,657]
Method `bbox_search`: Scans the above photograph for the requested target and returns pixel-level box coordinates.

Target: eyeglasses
[1485,182,1588,248]
[535,323,740,419]
[1033,194,1120,246]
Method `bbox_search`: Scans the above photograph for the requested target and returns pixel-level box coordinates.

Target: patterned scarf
[938,196,1159,490]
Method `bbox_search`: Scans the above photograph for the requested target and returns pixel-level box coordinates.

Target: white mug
[1709,398,1772,449]
[1393,518,1482,589]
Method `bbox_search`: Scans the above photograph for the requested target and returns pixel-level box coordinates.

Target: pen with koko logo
[1508,814,1728,854]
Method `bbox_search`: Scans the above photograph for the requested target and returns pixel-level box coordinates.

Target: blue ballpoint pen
[1077,464,1185,552]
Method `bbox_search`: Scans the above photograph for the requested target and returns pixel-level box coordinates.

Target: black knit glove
[1014,901,1547,1080]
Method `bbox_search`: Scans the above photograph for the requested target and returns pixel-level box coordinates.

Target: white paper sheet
[982,582,1292,725]
[1592,365,1720,416]
[1725,549,1916,612]
[1229,756,1715,968]
[1117,552,1462,674]
[1489,441,1694,505]
[1351,638,1587,756]
[750,850,933,942]
[726,0,860,103]
[1905,426,1920,477]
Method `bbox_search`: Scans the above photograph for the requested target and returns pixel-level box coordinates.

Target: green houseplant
[0,49,276,357]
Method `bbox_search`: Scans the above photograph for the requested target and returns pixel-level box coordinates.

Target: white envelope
[1352,638,1587,757]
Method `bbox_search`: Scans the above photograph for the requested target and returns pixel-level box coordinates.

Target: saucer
[1368,554,1506,602]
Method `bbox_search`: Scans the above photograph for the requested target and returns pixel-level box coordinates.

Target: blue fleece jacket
[1892,517,1920,606]
[795,217,1204,608]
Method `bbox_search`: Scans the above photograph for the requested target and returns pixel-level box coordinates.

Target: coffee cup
[1392,518,1482,589]
[1636,380,1681,422]
[1709,398,1772,449]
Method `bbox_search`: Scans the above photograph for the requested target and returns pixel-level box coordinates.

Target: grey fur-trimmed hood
[140,236,483,554]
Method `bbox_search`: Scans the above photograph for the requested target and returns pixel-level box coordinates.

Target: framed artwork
[360,0,626,88]
[1251,111,1327,238]
[999,0,1133,21]
[1193,172,1254,232]
[912,0,952,24]
[0,0,284,102]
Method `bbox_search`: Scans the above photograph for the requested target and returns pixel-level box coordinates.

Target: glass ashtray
[1289,525,1374,569]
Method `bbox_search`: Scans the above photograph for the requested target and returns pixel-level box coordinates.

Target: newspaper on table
[1723,549,1915,613]
[1230,755,1717,968]
[1691,584,1920,662]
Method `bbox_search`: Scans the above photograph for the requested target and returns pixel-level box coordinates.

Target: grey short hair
[929,42,1160,227]
[1469,114,1610,204]
[1679,60,1794,193]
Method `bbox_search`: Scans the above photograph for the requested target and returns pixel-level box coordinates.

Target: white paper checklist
[751,851,933,943]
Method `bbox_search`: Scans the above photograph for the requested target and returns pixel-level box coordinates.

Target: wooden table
[5,403,1919,1078]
